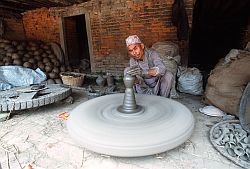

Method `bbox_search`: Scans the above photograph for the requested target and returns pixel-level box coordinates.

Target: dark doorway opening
[189,0,250,73]
[64,14,90,72]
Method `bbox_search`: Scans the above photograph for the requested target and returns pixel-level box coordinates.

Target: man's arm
[149,50,166,76]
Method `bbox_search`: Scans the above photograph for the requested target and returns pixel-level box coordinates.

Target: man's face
[127,43,145,60]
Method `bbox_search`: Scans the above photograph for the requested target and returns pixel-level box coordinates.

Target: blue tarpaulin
[0,66,47,91]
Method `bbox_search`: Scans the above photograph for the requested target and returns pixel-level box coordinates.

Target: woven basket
[60,72,85,87]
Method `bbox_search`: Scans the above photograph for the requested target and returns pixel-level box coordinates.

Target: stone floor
[0,88,243,169]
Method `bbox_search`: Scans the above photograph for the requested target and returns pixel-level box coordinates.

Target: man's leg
[160,71,174,97]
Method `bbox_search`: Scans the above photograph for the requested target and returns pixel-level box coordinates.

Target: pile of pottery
[210,120,250,168]
[87,74,116,99]
[0,39,74,84]
[95,73,115,87]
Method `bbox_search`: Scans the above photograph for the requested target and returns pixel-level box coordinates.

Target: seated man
[124,35,173,97]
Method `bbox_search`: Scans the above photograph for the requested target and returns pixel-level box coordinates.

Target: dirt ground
[0,88,243,169]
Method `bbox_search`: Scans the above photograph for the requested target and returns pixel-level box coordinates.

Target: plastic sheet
[0,66,46,91]
[199,105,226,117]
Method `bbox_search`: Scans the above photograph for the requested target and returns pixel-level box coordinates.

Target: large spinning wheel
[67,75,194,157]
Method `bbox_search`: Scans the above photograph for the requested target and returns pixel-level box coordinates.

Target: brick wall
[90,0,194,74]
[22,0,194,75]
[22,8,60,43]
[2,17,26,40]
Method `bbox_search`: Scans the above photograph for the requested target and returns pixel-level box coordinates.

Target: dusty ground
[0,88,243,169]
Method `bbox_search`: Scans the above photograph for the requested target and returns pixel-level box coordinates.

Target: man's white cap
[125,35,142,47]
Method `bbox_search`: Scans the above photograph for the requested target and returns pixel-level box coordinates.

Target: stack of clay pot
[0,38,74,84]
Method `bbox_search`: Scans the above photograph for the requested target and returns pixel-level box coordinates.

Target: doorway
[189,0,250,72]
[63,14,91,72]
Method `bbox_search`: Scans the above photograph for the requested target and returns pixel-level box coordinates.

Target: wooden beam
[0,1,33,12]
[0,8,23,18]
[0,0,91,14]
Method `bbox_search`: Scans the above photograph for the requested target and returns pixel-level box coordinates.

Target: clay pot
[96,75,106,86]
[13,59,23,66]
[23,62,33,68]
[107,74,114,87]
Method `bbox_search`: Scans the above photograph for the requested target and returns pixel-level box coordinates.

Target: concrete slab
[0,89,243,169]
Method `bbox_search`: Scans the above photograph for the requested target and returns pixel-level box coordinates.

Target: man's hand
[126,66,141,76]
[126,66,159,77]
[126,65,148,76]
[147,67,159,76]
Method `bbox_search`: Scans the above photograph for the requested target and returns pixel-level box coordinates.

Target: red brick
[19,0,195,73]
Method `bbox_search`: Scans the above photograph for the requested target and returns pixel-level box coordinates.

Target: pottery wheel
[68,75,194,157]
[67,93,194,157]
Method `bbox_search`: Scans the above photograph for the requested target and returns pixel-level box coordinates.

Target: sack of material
[151,41,179,58]
[177,66,203,95]
[204,49,250,116]
[151,41,181,98]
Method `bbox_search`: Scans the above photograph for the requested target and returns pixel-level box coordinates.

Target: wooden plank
[15,92,38,102]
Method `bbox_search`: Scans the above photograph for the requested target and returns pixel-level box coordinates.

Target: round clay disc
[67,93,194,157]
